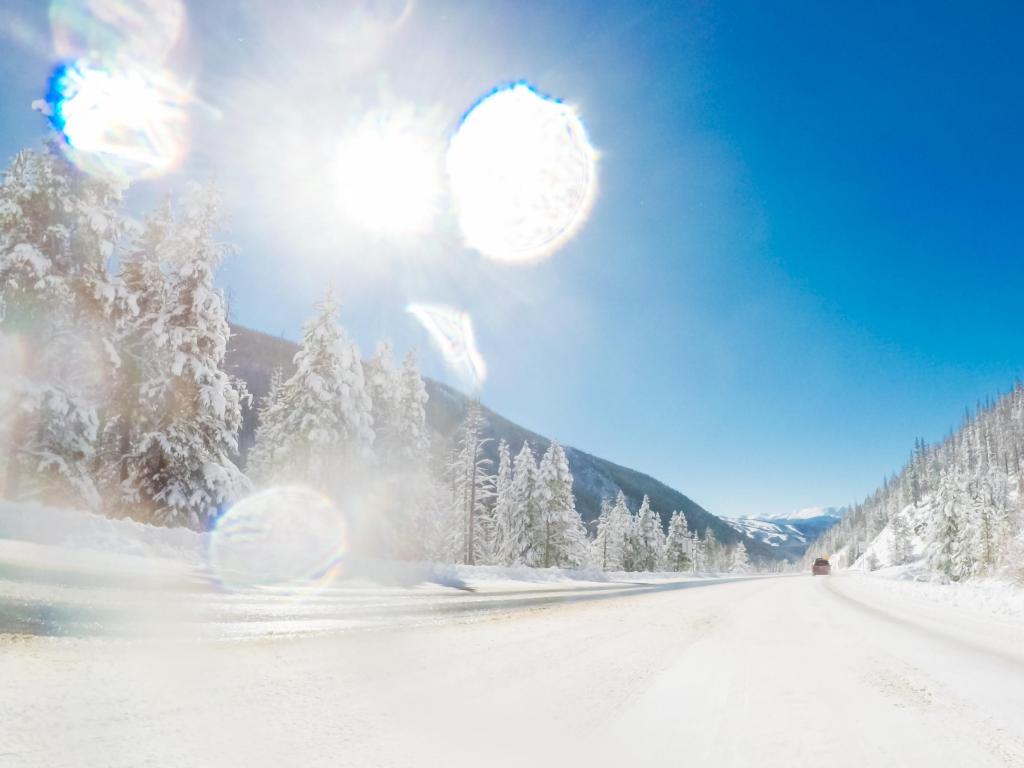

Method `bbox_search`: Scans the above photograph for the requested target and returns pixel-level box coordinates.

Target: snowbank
[833,496,1024,619]
[0,502,727,589]
[840,568,1024,619]
[422,562,729,589]
[0,502,206,564]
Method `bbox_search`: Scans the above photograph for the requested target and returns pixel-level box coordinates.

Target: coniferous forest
[0,144,749,573]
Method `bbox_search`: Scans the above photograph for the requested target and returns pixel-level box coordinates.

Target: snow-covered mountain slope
[225,325,781,562]
[755,506,843,522]
[806,382,1024,583]
[726,507,844,560]
[726,517,805,548]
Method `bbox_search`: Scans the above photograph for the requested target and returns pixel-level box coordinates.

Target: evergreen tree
[704,528,721,571]
[626,495,664,571]
[364,341,399,463]
[506,441,540,565]
[689,530,705,572]
[393,350,430,465]
[888,508,913,566]
[246,367,287,484]
[258,291,374,490]
[124,185,248,526]
[930,471,970,581]
[535,440,586,567]
[364,346,431,557]
[663,510,692,571]
[730,540,751,573]
[0,146,122,507]
[490,439,517,565]
[594,491,631,571]
[98,200,173,510]
[448,401,494,564]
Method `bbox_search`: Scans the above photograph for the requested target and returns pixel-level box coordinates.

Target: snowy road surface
[3,572,1024,768]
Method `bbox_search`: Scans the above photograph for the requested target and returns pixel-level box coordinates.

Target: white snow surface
[5,502,1024,768]
[0,502,729,640]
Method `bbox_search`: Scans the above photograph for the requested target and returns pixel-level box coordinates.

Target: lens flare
[334,111,442,237]
[446,83,598,263]
[352,0,414,30]
[49,0,186,66]
[209,487,348,590]
[406,303,486,389]
[40,60,189,183]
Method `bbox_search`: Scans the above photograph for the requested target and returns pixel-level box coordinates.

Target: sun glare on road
[335,112,441,238]
[447,83,598,263]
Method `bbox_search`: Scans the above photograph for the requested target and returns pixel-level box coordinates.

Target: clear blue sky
[2,0,1023,518]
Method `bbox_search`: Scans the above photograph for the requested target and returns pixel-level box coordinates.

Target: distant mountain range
[755,506,844,523]
[224,324,783,563]
[726,507,844,561]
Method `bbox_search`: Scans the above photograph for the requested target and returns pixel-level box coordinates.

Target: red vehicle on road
[812,558,831,576]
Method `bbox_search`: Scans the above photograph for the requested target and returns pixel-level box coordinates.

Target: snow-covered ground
[4,503,1024,767]
[0,502,732,640]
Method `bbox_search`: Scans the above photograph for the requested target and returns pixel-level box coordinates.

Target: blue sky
[2,0,1023,518]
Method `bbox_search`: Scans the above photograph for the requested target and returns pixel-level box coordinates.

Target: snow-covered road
[3,572,1024,767]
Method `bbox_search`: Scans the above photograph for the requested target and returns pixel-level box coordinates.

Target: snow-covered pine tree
[360,346,431,557]
[626,494,664,572]
[592,498,613,569]
[929,470,971,581]
[258,291,374,492]
[594,492,631,571]
[535,440,587,568]
[124,185,248,526]
[364,341,400,463]
[97,200,173,511]
[888,508,913,566]
[394,350,430,465]
[0,145,122,508]
[245,366,288,484]
[730,540,751,573]
[449,401,494,564]
[505,441,540,565]
[689,530,705,572]
[703,528,721,572]
[490,439,517,565]
[663,510,692,571]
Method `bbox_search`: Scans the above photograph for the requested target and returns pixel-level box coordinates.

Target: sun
[334,112,441,238]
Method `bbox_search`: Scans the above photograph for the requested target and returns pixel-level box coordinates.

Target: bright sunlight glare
[335,112,441,238]
[39,59,189,182]
[447,82,598,263]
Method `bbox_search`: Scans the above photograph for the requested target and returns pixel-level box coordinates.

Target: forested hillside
[225,324,773,560]
[807,384,1024,582]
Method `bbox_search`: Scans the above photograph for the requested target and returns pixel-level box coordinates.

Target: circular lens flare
[335,112,441,237]
[49,0,186,66]
[209,487,348,590]
[42,60,189,183]
[447,83,598,263]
